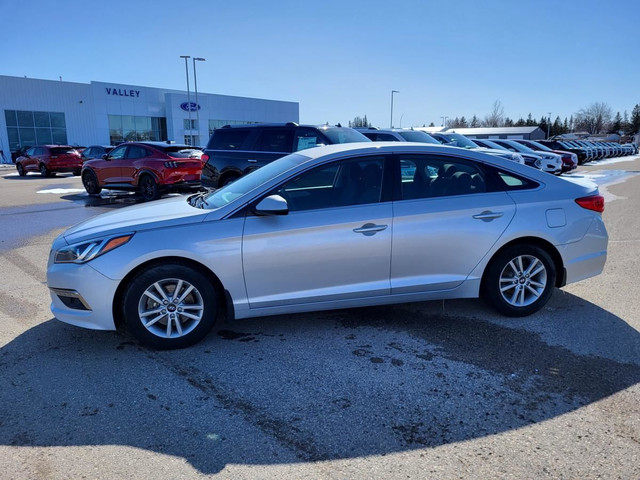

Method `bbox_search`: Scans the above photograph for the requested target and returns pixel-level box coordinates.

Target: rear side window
[494,170,539,190]
[208,129,251,150]
[376,133,398,141]
[50,147,77,155]
[256,128,293,152]
[126,146,150,159]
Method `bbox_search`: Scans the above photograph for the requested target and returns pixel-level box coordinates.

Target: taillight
[164,161,179,168]
[50,155,58,159]
[575,195,605,213]
[201,153,209,162]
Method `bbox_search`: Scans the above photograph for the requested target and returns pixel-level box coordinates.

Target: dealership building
[0,75,299,163]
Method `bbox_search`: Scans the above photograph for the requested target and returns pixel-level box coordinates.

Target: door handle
[247,159,258,163]
[472,211,503,222]
[353,223,388,236]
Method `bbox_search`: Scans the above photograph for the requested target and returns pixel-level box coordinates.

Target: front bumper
[47,261,120,331]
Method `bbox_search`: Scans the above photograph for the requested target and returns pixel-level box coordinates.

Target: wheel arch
[135,169,161,186]
[112,256,232,329]
[480,236,566,292]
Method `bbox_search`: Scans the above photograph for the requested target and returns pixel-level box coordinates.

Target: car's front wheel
[16,163,26,177]
[82,170,102,195]
[122,263,219,349]
[482,244,556,317]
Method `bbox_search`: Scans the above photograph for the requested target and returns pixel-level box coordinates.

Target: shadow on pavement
[1,293,639,473]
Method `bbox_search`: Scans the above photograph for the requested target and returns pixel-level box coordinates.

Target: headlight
[54,233,134,264]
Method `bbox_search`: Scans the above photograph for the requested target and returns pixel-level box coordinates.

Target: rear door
[391,153,517,293]
[248,127,295,171]
[123,145,152,184]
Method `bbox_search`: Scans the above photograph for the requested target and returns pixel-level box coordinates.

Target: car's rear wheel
[220,174,239,187]
[16,163,26,177]
[82,170,102,195]
[482,244,556,317]
[40,164,52,177]
[139,174,160,201]
[122,263,219,349]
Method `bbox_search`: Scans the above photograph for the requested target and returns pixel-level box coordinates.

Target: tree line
[445,100,640,137]
[350,100,640,138]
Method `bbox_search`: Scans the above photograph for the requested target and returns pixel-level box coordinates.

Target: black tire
[122,263,219,349]
[40,164,52,177]
[16,163,26,177]
[82,170,102,195]
[139,174,160,201]
[220,174,239,187]
[482,244,556,317]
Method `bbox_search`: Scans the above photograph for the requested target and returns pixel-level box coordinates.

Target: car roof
[216,123,351,130]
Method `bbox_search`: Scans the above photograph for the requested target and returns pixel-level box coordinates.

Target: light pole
[547,111,552,139]
[441,116,449,127]
[193,57,206,146]
[179,55,192,144]
[390,90,399,128]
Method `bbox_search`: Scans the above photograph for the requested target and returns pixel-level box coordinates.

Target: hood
[474,147,522,162]
[64,195,209,244]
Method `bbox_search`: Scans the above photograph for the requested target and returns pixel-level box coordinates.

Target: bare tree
[574,102,613,134]
[482,100,505,127]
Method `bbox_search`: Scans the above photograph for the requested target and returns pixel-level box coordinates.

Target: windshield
[441,133,478,149]
[502,140,536,153]
[476,139,506,150]
[320,127,371,144]
[526,140,552,152]
[397,131,439,144]
[202,153,309,209]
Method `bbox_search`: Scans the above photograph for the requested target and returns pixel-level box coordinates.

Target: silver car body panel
[47,143,608,330]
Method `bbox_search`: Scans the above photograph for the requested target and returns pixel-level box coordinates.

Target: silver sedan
[47,143,608,349]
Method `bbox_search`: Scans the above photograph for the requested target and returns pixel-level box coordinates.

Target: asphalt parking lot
[0,159,639,479]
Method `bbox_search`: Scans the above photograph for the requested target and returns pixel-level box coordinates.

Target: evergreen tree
[470,115,480,127]
[630,104,640,135]
[459,116,468,127]
[622,110,631,135]
[504,117,514,127]
[563,117,569,132]
[514,117,526,127]
[428,122,435,127]
[551,116,563,136]
[610,112,622,134]
[538,116,549,137]
[526,113,535,126]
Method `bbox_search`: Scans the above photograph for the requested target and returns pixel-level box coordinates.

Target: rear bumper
[559,215,608,285]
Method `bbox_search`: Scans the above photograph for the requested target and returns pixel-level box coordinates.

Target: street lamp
[193,57,206,146]
[390,90,399,128]
[179,55,192,144]
[547,111,552,139]
[441,116,449,127]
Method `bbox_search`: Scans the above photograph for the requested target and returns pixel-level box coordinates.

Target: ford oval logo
[180,102,201,112]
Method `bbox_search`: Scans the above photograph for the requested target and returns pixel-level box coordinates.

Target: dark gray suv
[201,122,370,188]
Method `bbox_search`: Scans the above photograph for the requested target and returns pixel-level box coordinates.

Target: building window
[108,115,167,145]
[4,110,68,151]
[183,119,198,130]
[183,135,199,146]
[208,119,260,137]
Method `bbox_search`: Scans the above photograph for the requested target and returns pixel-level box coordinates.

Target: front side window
[399,155,486,200]
[108,145,127,160]
[294,128,328,151]
[275,156,385,212]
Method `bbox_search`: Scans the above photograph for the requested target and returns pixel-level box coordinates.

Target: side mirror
[254,195,288,216]
[102,154,109,160]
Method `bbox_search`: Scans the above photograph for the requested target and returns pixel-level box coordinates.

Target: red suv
[81,141,204,201]
[16,145,83,177]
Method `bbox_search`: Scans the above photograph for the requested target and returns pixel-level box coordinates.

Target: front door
[99,144,127,184]
[242,155,392,308]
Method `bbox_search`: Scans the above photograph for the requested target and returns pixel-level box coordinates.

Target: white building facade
[0,75,299,163]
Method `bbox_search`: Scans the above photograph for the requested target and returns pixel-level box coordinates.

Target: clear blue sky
[2,0,638,127]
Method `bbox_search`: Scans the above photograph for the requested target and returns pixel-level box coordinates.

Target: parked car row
[14,123,639,203]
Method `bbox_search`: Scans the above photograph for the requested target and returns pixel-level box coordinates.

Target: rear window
[397,131,439,144]
[208,129,251,150]
[165,147,203,158]
[50,147,78,155]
